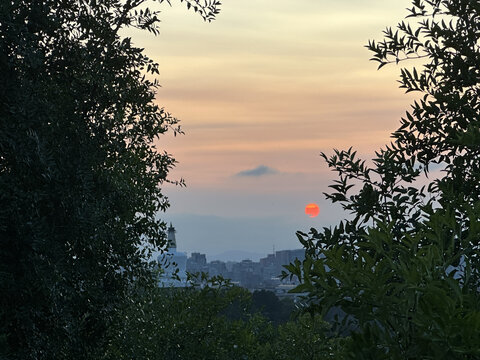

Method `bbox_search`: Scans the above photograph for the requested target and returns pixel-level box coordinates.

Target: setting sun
[305,203,320,218]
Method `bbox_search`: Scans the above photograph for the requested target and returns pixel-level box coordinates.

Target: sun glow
[305,203,320,218]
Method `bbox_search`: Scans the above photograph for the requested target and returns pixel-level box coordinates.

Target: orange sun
[305,203,320,218]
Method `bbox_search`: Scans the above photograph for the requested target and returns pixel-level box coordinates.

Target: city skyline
[157,223,306,290]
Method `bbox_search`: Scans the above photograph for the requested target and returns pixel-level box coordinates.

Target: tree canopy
[287,0,480,358]
[106,275,349,360]
[0,0,219,358]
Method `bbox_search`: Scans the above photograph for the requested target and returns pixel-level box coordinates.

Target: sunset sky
[129,0,417,259]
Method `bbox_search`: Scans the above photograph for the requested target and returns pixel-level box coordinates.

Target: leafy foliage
[250,289,296,325]
[288,0,480,358]
[0,0,219,359]
[106,275,348,360]
[270,313,350,360]
[106,276,251,360]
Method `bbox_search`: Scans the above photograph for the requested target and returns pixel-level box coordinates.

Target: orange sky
[127,0,418,256]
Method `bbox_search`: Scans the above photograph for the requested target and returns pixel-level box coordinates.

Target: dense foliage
[250,289,296,325]
[106,276,349,360]
[0,0,219,359]
[287,0,480,358]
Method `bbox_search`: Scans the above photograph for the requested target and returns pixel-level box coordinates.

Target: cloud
[235,165,278,177]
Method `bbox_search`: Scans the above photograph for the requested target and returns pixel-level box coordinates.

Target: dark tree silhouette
[0,1,219,358]
[287,1,480,358]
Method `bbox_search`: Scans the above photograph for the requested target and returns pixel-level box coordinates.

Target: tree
[0,0,219,358]
[287,1,480,358]
[267,312,349,360]
[106,275,267,360]
[250,290,295,325]
[105,274,348,360]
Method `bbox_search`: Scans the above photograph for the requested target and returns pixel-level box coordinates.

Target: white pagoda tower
[158,223,188,287]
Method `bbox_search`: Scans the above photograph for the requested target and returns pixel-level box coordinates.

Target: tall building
[186,252,208,273]
[158,223,188,287]
[208,260,227,277]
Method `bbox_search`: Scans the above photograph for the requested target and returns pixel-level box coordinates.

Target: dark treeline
[106,276,348,359]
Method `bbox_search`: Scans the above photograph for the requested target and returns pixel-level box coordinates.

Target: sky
[128,0,416,260]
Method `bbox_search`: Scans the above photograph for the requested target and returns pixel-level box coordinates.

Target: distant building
[191,252,207,265]
[259,253,279,280]
[208,260,227,277]
[158,223,188,287]
[259,253,276,267]
[186,252,208,273]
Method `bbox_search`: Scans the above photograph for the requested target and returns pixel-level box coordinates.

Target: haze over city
[127,0,414,258]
